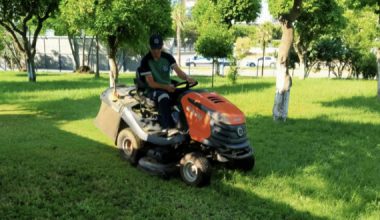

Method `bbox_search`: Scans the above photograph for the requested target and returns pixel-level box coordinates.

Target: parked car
[186,56,230,67]
[246,56,276,68]
[246,60,257,67]
[257,56,277,68]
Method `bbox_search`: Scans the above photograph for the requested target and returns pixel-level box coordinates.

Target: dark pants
[149,90,175,129]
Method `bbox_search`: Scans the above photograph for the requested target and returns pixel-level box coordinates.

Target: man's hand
[186,76,196,85]
[165,84,176,93]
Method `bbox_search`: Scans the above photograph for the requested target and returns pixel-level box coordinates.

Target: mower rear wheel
[233,156,255,171]
[180,153,211,187]
[117,128,144,166]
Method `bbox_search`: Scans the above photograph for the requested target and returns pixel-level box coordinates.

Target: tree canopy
[62,0,173,86]
[0,0,60,81]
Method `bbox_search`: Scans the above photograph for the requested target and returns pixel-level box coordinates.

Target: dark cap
[149,34,163,49]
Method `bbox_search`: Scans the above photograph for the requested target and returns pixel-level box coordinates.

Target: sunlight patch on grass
[0,104,35,115]
[57,119,114,146]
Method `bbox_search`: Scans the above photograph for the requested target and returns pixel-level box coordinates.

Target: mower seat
[134,68,156,109]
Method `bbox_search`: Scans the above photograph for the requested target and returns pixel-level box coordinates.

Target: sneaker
[161,128,179,137]
[167,128,179,137]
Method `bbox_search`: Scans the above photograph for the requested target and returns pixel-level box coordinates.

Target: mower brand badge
[237,127,244,137]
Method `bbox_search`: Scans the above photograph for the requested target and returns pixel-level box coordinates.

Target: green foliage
[345,0,379,9]
[0,0,60,20]
[296,0,346,42]
[255,22,274,46]
[59,0,93,35]
[268,0,294,18]
[0,0,61,81]
[309,37,347,63]
[192,0,221,29]
[354,52,378,79]
[288,46,300,69]
[0,26,5,51]
[62,0,172,53]
[272,24,282,40]
[171,1,186,33]
[227,58,238,84]
[194,0,261,28]
[182,21,198,46]
[195,23,234,59]
[231,24,257,38]
[234,37,252,60]
[342,8,379,54]
[212,0,261,26]
[193,0,260,62]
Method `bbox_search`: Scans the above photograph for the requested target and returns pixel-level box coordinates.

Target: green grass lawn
[0,71,379,219]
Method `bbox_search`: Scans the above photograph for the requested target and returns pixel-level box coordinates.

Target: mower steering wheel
[174,81,198,90]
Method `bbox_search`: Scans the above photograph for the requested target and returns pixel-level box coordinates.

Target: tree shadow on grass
[0,79,108,94]
[14,72,68,77]
[320,96,380,114]
[245,115,380,218]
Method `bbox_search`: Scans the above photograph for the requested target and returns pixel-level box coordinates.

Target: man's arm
[145,75,175,92]
[172,64,196,84]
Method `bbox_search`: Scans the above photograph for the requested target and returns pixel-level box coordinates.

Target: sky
[255,0,275,24]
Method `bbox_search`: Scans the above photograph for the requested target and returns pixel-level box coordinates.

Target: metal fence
[0,36,143,72]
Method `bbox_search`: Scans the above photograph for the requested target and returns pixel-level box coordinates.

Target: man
[139,34,196,135]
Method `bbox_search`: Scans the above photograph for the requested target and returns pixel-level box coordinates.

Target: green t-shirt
[139,51,176,85]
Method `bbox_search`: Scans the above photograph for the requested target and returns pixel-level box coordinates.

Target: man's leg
[151,90,174,129]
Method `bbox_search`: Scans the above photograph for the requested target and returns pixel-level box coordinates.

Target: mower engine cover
[181,91,249,151]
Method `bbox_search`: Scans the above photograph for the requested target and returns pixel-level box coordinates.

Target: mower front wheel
[117,128,144,166]
[180,153,211,187]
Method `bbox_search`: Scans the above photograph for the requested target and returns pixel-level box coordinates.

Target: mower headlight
[210,112,229,124]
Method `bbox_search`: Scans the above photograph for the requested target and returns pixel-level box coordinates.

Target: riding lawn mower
[95,72,255,186]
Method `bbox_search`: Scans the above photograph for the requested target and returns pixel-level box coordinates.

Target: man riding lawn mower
[95,34,254,186]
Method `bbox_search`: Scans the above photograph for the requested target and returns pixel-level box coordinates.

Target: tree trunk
[6,41,22,70]
[176,24,181,67]
[68,35,80,71]
[328,63,331,78]
[107,36,119,87]
[294,43,306,79]
[108,51,118,87]
[95,35,100,78]
[377,48,380,100]
[211,58,215,88]
[215,60,220,76]
[261,40,266,77]
[82,34,86,66]
[23,35,36,81]
[26,54,36,82]
[87,37,95,66]
[272,0,302,122]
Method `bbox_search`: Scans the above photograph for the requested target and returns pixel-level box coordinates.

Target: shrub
[227,58,238,84]
[358,53,377,79]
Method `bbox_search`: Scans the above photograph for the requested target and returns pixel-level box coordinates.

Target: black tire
[192,63,196,67]
[233,156,255,171]
[180,153,211,187]
[117,128,144,166]
[249,63,256,67]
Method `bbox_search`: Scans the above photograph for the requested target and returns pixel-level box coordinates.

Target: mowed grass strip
[0,71,379,219]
